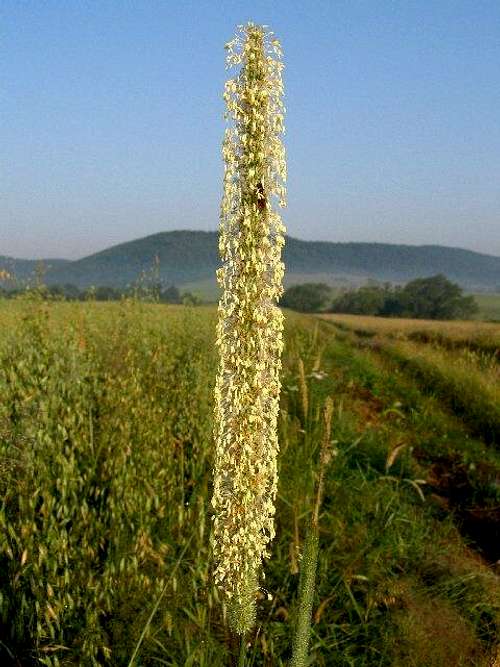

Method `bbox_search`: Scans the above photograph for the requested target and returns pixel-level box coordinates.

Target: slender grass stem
[290,398,333,667]
[238,634,247,667]
[127,531,195,667]
[290,528,319,667]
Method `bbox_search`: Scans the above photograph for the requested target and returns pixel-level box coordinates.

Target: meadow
[474,293,500,322]
[319,313,500,356]
[1,298,499,666]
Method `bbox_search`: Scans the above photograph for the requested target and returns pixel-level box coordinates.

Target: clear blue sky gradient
[2,0,500,258]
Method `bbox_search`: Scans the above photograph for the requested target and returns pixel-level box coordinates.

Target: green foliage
[400,274,479,319]
[0,302,498,665]
[282,283,333,313]
[0,301,218,665]
[332,275,479,320]
[333,284,389,316]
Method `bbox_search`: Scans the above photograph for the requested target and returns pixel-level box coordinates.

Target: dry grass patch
[392,587,488,667]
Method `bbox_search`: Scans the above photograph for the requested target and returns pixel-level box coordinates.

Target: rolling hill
[1,230,499,294]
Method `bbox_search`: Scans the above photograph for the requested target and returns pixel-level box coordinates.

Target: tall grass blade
[127,531,195,667]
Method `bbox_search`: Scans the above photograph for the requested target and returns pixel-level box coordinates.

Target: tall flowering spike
[211,23,287,634]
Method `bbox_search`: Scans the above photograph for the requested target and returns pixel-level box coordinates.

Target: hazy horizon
[3,1,500,258]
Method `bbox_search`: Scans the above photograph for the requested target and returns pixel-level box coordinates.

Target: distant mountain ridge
[2,230,499,292]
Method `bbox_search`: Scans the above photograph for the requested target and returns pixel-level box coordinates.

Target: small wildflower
[309,370,328,380]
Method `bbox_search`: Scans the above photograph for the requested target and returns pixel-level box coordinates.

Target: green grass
[0,299,498,666]
[474,293,500,321]
[319,313,500,356]
[178,278,221,302]
[376,340,499,445]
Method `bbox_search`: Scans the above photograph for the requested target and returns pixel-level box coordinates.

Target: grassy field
[1,298,499,666]
[474,293,500,321]
[319,313,500,356]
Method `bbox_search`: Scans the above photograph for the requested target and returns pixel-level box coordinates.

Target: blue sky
[2,0,499,258]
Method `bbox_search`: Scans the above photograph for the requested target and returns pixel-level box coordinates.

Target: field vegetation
[0,298,499,665]
[319,313,500,355]
[474,293,500,321]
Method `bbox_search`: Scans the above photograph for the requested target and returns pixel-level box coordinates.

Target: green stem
[238,634,247,667]
[290,528,319,667]
[290,397,333,667]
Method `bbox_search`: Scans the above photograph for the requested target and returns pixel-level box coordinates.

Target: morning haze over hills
[1,230,499,297]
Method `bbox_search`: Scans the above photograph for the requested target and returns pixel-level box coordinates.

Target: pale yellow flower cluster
[211,23,287,632]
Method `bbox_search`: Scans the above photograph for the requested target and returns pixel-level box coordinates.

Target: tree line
[0,283,201,305]
[281,274,479,320]
[1,274,480,319]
